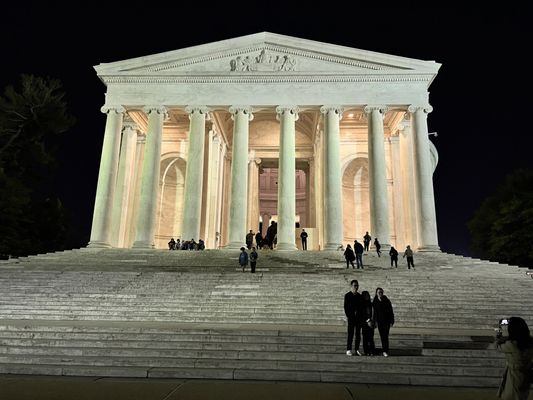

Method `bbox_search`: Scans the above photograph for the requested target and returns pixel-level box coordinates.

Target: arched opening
[342,157,370,244]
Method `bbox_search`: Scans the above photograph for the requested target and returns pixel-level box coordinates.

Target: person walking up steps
[374,238,382,257]
[239,247,249,272]
[353,240,364,269]
[344,244,356,269]
[389,246,398,268]
[403,245,415,269]
[363,232,371,252]
[249,247,258,273]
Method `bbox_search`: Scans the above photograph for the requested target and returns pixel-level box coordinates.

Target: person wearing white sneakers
[372,287,395,357]
[344,279,364,356]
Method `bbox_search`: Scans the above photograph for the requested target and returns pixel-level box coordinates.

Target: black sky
[2,4,532,255]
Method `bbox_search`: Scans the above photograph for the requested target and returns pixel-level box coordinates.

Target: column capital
[143,105,169,119]
[319,105,344,118]
[275,105,300,121]
[408,104,433,114]
[136,132,147,144]
[185,106,211,117]
[100,105,125,114]
[229,106,254,121]
[363,105,389,115]
[122,116,138,132]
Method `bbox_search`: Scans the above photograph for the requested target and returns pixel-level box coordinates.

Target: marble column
[88,105,125,248]
[308,158,316,227]
[181,106,209,242]
[205,129,221,248]
[261,213,271,237]
[110,117,138,248]
[126,131,146,247]
[276,106,298,250]
[132,106,167,248]
[398,121,417,249]
[408,105,440,251]
[389,133,405,248]
[226,106,253,249]
[321,106,344,250]
[247,154,261,234]
[364,105,391,248]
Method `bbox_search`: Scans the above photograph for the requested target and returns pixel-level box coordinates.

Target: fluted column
[389,133,404,248]
[226,106,253,249]
[321,106,344,250]
[247,154,261,233]
[276,106,299,250]
[88,105,125,248]
[181,106,209,242]
[408,105,440,251]
[132,106,167,248]
[308,158,316,227]
[365,105,391,248]
[126,132,146,247]
[110,117,138,247]
[398,121,417,249]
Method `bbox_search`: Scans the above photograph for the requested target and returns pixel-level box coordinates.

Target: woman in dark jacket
[373,287,394,357]
[343,244,356,269]
[361,291,375,355]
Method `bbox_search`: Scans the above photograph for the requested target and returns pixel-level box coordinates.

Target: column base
[132,241,155,249]
[87,241,112,248]
[416,245,441,253]
[324,243,342,251]
[225,242,246,250]
[276,242,298,251]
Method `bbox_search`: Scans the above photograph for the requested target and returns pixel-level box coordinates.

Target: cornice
[100,73,435,85]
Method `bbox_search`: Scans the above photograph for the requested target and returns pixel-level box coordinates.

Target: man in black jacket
[344,279,364,356]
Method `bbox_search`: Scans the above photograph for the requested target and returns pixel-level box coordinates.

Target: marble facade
[88,32,440,251]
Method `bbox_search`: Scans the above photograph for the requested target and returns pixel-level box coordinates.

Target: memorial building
[88,32,440,251]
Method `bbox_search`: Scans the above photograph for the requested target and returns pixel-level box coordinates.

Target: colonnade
[88,104,439,252]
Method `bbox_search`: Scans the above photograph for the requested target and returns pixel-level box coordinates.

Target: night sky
[2,4,532,255]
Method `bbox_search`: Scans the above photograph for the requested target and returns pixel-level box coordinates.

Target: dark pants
[301,239,307,250]
[391,256,398,268]
[345,259,355,268]
[355,253,363,269]
[347,318,362,351]
[362,325,375,355]
[250,262,256,273]
[364,242,369,251]
[407,256,414,269]
[377,323,391,353]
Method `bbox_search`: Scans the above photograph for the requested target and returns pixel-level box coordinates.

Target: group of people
[343,232,415,270]
[246,222,279,250]
[239,246,259,273]
[344,280,395,357]
[168,238,205,251]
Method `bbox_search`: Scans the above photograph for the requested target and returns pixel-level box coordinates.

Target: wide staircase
[0,248,531,387]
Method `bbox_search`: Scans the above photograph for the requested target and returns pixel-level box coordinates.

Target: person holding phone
[495,317,533,400]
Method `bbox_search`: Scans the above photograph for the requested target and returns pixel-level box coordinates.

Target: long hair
[508,317,533,350]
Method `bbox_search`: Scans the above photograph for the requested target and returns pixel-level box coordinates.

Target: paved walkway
[0,375,520,400]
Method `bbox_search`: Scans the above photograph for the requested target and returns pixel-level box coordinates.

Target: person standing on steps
[249,247,258,273]
[239,247,248,272]
[361,290,376,356]
[389,246,399,268]
[372,287,394,357]
[343,244,356,269]
[300,229,308,250]
[246,230,254,250]
[374,238,382,257]
[344,279,364,356]
[495,316,533,400]
[403,245,415,269]
[363,232,371,252]
[353,240,364,269]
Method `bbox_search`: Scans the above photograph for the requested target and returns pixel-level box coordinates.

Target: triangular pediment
[95,32,440,82]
